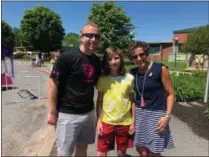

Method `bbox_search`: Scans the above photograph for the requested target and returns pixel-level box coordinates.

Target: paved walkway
[13,61,209,156]
[2,61,50,156]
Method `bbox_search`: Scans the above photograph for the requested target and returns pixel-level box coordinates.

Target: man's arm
[47,52,69,125]
[48,78,59,114]
[96,91,104,136]
[47,78,59,125]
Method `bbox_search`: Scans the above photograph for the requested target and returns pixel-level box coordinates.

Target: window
[149,45,160,54]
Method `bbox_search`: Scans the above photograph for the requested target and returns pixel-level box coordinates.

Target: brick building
[146,25,208,62]
[147,41,173,61]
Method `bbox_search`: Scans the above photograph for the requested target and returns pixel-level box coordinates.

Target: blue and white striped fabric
[134,107,175,153]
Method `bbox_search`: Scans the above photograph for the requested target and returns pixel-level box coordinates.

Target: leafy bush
[125,60,135,72]
[125,64,135,72]
[172,72,206,102]
[192,70,207,77]
[13,52,26,59]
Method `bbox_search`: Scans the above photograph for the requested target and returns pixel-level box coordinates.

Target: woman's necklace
[135,61,152,107]
[135,71,148,107]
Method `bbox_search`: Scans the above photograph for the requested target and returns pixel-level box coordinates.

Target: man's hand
[47,112,57,126]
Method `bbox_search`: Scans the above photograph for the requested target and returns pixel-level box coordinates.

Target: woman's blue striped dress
[131,62,174,153]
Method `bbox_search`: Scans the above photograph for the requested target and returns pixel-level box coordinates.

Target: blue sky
[2,1,209,42]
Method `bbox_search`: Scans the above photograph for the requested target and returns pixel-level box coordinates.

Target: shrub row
[171,72,206,102]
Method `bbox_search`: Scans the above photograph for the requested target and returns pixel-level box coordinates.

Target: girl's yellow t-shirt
[96,73,134,125]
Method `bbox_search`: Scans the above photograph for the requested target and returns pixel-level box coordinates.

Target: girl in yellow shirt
[96,47,135,156]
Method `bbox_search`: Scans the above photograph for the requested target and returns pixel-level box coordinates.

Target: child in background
[96,47,135,157]
[195,56,199,69]
[200,55,204,69]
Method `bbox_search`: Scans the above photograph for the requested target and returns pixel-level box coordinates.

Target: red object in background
[1,73,14,86]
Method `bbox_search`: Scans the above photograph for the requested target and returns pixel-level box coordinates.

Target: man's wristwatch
[165,112,172,120]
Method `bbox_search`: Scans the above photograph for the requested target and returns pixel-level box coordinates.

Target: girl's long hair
[102,47,126,76]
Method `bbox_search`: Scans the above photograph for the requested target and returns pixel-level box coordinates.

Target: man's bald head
[81,23,100,34]
[79,23,101,54]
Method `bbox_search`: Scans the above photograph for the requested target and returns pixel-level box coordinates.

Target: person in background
[200,54,204,69]
[195,56,199,69]
[129,41,175,157]
[48,23,102,157]
[96,47,135,157]
[38,51,42,67]
[31,53,36,68]
[41,53,45,66]
[35,52,39,67]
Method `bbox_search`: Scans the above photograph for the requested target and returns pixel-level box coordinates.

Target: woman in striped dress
[128,41,175,156]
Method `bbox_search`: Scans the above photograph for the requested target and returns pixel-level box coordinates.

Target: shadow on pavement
[1,86,18,91]
[173,102,209,140]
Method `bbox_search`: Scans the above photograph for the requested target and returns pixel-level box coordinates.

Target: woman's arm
[129,93,136,124]
[96,91,104,121]
[156,66,175,133]
[161,66,175,116]
[129,93,136,134]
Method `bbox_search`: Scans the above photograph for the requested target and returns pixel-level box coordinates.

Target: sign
[168,53,187,62]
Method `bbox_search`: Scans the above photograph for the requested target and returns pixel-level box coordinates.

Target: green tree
[63,32,80,47]
[20,5,65,52]
[88,2,135,55]
[182,25,209,55]
[1,20,15,48]
[13,27,22,47]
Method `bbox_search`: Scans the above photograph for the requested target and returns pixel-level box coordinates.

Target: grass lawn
[156,60,187,72]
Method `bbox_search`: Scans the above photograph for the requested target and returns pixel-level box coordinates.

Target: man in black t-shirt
[48,23,102,156]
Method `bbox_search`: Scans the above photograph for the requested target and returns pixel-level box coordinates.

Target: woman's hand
[129,123,135,135]
[96,120,103,136]
[156,116,169,133]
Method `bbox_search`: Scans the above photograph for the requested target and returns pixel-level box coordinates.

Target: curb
[33,66,56,156]
[37,125,56,156]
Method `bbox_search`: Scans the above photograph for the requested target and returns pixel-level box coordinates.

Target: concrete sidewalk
[2,61,53,156]
[13,61,56,156]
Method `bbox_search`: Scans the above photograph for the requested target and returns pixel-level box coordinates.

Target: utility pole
[173,37,179,67]
[204,49,209,103]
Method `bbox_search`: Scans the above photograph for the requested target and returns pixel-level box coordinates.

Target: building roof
[147,41,173,44]
[173,25,209,34]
